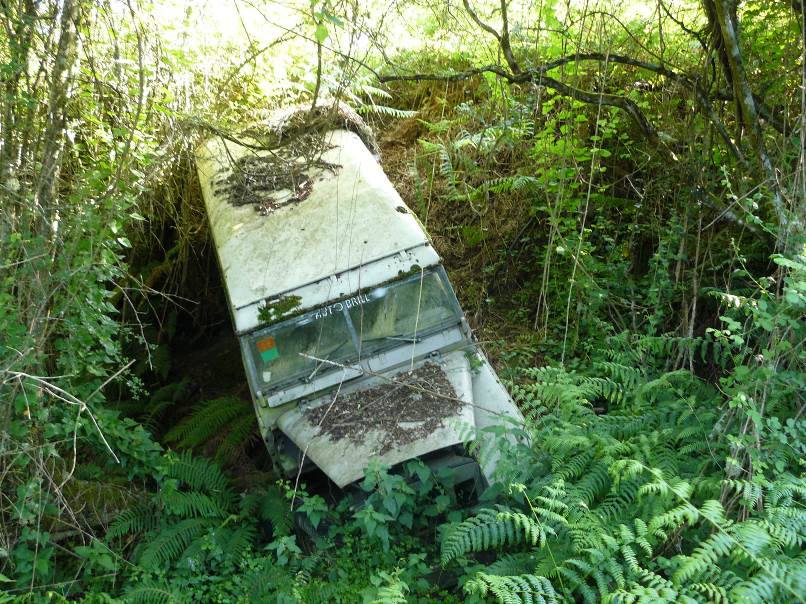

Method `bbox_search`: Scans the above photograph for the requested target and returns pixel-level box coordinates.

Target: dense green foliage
[1,0,804,602]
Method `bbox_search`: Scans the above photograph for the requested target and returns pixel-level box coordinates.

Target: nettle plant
[354,459,464,550]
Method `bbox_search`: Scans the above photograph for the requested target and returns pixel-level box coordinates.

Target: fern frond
[217,411,259,463]
[464,573,559,604]
[165,451,236,510]
[594,361,644,390]
[164,396,251,450]
[359,84,392,99]
[484,553,539,576]
[358,103,417,118]
[107,503,157,539]
[218,524,257,563]
[480,175,539,194]
[137,517,214,569]
[261,486,293,536]
[648,503,699,535]
[567,462,611,506]
[162,489,227,518]
[244,564,296,601]
[689,582,730,603]
[673,531,735,583]
[123,581,178,604]
[441,506,548,565]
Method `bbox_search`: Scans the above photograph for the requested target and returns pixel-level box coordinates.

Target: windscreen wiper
[361,333,421,344]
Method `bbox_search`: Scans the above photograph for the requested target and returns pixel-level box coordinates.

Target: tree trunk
[712,0,793,246]
[34,0,81,237]
[0,0,38,242]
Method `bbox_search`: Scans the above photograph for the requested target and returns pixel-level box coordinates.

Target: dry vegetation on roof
[211,102,379,213]
[304,363,463,454]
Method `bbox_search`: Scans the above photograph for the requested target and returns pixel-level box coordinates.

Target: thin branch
[658,0,709,52]
[381,60,658,141]
[461,0,521,74]
[216,34,292,102]
[498,0,520,74]
[539,74,658,141]
[3,371,120,464]
[461,0,501,42]
[378,65,512,83]
[713,0,791,242]
[379,49,760,158]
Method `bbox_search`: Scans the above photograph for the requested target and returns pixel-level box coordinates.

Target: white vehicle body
[196,125,523,489]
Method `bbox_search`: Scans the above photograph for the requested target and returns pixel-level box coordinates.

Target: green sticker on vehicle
[257,336,279,362]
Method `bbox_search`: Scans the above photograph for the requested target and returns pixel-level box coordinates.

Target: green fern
[137,516,214,569]
[483,553,539,577]
[123,581,179,604]
[165,450,235,508]
[108,503,158,540]
[164,396,257,464]
[441,506,550,565]
[480,175,538,194]
[161,489,228,518]
[358,103,418,118]
[464,573,559,604]
[448,329,806,603]
[107,452,270,574]
[241,483,294,536]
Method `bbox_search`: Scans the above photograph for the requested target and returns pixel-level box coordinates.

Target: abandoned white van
[196,108,523,492]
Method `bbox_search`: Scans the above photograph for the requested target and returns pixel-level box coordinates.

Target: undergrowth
[26,248,797,604]
[2,1,805,602]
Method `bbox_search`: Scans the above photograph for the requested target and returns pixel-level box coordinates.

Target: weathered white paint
[197,124,526,490]
[277,351,475,488]
[470,355,527,482]
[196,129,439,335]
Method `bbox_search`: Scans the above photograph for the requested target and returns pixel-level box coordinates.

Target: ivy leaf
[315,23,328,43]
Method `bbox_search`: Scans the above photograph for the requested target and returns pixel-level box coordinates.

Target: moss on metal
[257,295,303,325]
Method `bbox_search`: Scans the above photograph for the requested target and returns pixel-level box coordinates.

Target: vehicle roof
[196,128,439,335]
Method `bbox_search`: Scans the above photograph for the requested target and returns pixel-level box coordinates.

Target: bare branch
[461,0,521,74]
[461,0,501,42]
[379,57,663,140]
[658,0,709,52]
[378,65,513,83]
[498,0,520,74]
[538,74,657,141]
[380,50,757,159]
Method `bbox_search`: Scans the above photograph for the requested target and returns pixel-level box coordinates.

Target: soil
[303,363,463,454]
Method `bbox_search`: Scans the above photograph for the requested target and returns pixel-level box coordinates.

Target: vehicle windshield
[348,271,459,356]
[244,269,461,392]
